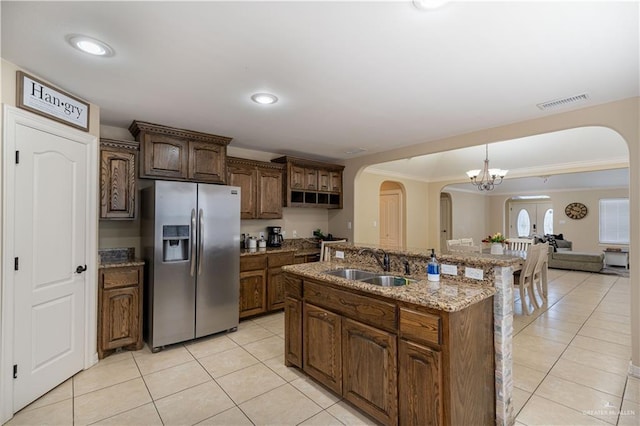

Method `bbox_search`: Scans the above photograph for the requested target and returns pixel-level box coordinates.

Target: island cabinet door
[342,318,398,426]
[303,303,342,394]
[398,339,443,426]
[284,296,302,367]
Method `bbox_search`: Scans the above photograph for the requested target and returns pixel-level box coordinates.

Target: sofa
[537,235,604,272]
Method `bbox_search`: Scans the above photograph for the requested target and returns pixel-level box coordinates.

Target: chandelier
[465,145,508,191]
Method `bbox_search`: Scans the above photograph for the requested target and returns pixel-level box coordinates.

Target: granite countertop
[99,259,145,269]
[240,247,297,256]
[283,261,496,312]
[98,247,145,269]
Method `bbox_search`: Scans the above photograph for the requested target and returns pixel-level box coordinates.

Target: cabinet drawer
[240,254,267,272]
[102,267,140,290]
[399,308,441,347]
[305,281,396,332]
[268,252,295,268]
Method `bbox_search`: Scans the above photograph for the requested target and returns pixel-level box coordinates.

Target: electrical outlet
[335,251,345,259]
[465,267,484,280]
[347,221,352,230]
[441,264,457,275]
[281,230,286,238]
[259,232,265,239]
[293,230,297,237]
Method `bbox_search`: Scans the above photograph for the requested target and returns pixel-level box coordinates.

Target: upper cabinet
[129,121,232,184]
[227,157,284,219]
[100,139,138,220]
[272,156,344,209]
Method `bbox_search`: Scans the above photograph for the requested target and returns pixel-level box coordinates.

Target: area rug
[599,266,630,278]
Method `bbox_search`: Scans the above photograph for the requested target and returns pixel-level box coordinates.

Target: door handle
[198,208,204,275]
[190,208,196,277]
[76,265,87,274]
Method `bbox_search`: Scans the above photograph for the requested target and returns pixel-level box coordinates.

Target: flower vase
[490,243,504,255]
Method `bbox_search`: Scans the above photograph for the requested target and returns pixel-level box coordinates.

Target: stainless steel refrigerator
[141,180,240,351]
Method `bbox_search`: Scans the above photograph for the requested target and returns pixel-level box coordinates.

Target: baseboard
[628,361,640,378]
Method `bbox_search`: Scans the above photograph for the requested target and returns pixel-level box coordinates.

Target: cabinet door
[291,165,305,189]
[342,318,398,425]
[318,169,330,191]
[284,297,302,367]
[398,339,442,426]
[141,134,188,179]
[239,269,267,318]
[330,171,342,193]
[267,266,286,311]
[188,141,226,183]
[305,168,318,190]
[257,168,283,219]
[100,148,136,219]
[228,164,256,219]
[100,286,140,351]
[303,303,342,394]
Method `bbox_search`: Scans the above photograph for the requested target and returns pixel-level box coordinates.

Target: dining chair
[532,242,549,305]
[448,244,482,253]
[320,239,347,261]
[514,243,540,315]
[459,238,474,246]
[507,237,534,252]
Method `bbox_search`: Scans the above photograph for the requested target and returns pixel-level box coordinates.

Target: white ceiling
[1,1,638,162]
[365,126,630,192]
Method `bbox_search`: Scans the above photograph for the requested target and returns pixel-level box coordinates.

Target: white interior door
[379,190,403,249]
[440,193,452,250]
[2,107,97,417]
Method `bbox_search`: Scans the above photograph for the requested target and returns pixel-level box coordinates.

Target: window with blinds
[599,198,629,244]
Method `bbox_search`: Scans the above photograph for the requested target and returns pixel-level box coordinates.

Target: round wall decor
[565,202,588,219]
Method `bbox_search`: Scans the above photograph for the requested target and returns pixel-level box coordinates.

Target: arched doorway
[379,181,405,249]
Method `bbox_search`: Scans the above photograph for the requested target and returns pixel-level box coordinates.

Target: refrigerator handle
[190,208,196,277]
[198,208,204,275]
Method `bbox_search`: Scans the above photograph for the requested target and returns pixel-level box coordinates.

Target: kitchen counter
[98,247,144,269]
[283,261,495,312]
[240,246,295,256]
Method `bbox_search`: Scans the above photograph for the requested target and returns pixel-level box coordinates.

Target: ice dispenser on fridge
[162,225,190,261]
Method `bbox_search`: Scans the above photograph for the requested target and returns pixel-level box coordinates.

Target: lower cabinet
[98,265,144,359]
[303,303,342,394]
[239,251,294,319]
[398,339,443,426]
[343,318,398,425]
[284,274,495,426]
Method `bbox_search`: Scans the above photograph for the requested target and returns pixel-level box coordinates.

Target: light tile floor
[6,269,639,425]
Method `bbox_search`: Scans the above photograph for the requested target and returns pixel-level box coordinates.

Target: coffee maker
[267,226,284,247]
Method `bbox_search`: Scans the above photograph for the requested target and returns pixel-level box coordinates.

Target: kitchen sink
[359,275,416,287]
[324,268,379,280]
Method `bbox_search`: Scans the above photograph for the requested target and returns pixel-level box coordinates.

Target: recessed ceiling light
[67,35,114,57]
[413,0,449,10]
[251,93,278,105]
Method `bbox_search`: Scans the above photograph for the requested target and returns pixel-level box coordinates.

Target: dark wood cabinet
[342,318,398,425]
[100,139,138,219]
[272,156,345,209]
[303,303,343,394]
[284,274,495,426]
[130,121,231,184]
[239,251,294,318]
[98,265,143,359]
[399,339,443,426]
[239,255,268,318]
[227,157,283,219]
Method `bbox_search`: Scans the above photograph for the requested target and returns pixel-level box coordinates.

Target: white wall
[447,189,489,245]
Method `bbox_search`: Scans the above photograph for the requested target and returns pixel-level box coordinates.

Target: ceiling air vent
[536,93,590,111]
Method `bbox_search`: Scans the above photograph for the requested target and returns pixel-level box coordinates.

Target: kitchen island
[283,245,521,426]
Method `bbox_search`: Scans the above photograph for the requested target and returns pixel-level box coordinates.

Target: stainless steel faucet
[358,248,390,272]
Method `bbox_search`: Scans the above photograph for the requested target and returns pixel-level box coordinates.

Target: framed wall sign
[16,71,90,132]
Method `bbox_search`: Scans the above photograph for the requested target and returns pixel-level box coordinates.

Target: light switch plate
[335,251,344,259]
[441,264,457,275]
[465,267,484,280]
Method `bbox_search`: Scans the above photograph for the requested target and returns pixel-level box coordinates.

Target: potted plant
[482,233,507,255]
